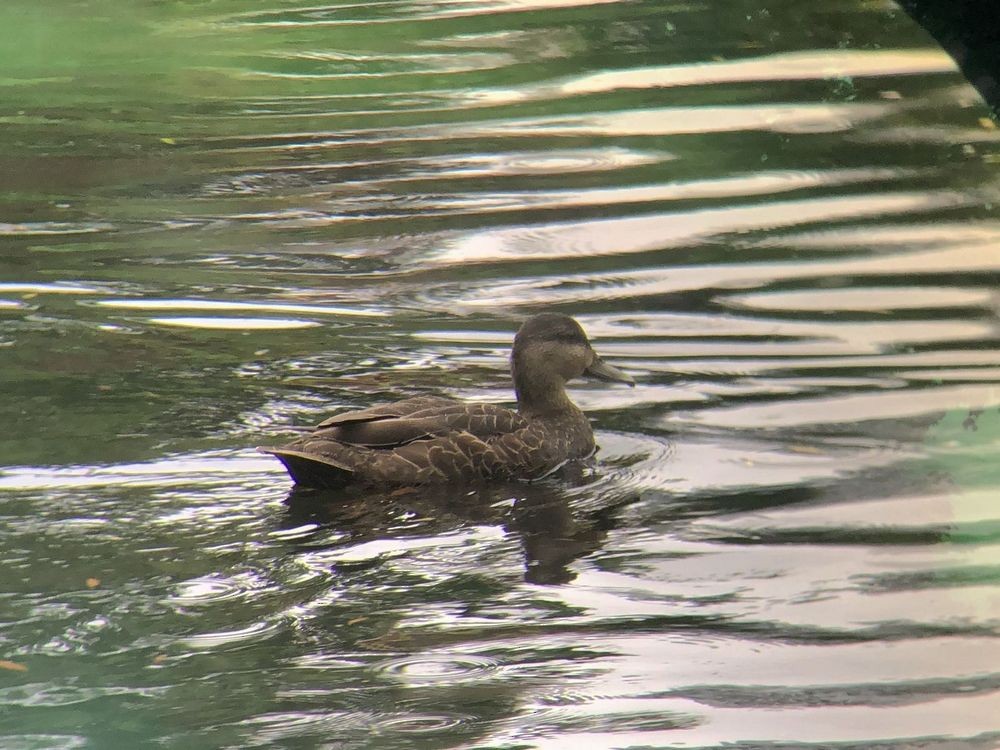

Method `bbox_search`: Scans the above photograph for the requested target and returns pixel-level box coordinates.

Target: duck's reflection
[280,473,635,585]
[512,489,634,584]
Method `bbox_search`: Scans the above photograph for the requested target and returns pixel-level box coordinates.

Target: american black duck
[259,313,634,487]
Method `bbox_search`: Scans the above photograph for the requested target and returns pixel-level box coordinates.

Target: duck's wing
[381,418,572,483]
[315,395,454,429]
[260,397,536,486]
[311,397,528,448]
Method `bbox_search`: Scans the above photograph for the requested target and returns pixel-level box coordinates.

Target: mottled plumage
[259,313,634,487]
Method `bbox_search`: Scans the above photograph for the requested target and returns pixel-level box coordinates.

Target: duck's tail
[257,446,355,488]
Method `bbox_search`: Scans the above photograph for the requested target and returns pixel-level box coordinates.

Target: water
[2,0,999,747]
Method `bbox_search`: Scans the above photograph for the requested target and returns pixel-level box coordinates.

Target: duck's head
[510,313,634,414]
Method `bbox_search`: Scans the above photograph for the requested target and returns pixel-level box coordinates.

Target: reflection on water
[1,0,999,747]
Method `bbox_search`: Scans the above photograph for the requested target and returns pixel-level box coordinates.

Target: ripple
[445,102,892,139]
[0,735,87,750]
[249,48,513,78]
[197,102,892,155]
[414,168,921,219]
[669,383,1000,431]
[464,47,958,107]
[290,654,370,671]
[429,239,998,310]
[750,220,1000,249]
[635,349,1000,379]
[418,0,624,20]
[518,635,1000,695]
[0,222,114,236]
[267,523,322,541]
[238,710,371,744]
[221,0,624,26]
[167,576,244,605]
[427,190,968,265]
[180,618,282,649]
[95,298,386,317]
[559,49,958,97]
[581,431,677,495]
[903,367,1000,383]
[447,307,990,354]
[0,283,101,295]
[386,147,670,180]
[669,694,1000,746]
[374,653,500,684]
[0,683,163,708]
[721,286,998,313]
[0,452,276,491]
[235,705,462,747]
[856,124,1000,146]
[146,316,322,330]
[693,489,1000,538]
[634,433,902,498]
[211,147,667,194]
[372,713,468,733]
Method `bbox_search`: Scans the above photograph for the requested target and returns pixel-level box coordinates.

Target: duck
[258,313,634,487]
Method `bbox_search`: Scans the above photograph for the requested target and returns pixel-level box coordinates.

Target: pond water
[2,0,999,747]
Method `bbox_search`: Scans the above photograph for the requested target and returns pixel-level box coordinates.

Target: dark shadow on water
[280,470,639,585]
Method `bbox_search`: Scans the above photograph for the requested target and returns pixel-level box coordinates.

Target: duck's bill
[585,356,635,386]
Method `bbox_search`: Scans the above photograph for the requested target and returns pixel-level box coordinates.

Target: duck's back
[259,395,595,487]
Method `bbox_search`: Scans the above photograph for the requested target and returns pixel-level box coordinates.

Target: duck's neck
[513,368,576,419]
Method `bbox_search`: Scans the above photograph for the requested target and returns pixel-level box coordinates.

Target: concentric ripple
[374,653,502,684]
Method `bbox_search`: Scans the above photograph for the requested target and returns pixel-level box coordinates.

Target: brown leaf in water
[787,444,823,455]
[388,486,418,498]
[0,660,28,672]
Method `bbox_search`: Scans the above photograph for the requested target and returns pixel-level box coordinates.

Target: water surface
[1,0,999,748]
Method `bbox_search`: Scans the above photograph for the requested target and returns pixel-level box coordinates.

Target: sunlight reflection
[561,49,958,96]
[147,316,322,330]
[0,452,277,491]
[430,190,968,264]
[669,383,1000,430]
[96,298,385,317]
[443,242,1000,307]
[0,282,102,294]
[447,102,892,139]
[721,286,997,312]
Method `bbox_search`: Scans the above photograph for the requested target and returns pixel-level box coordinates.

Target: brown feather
[258,313,632,487]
